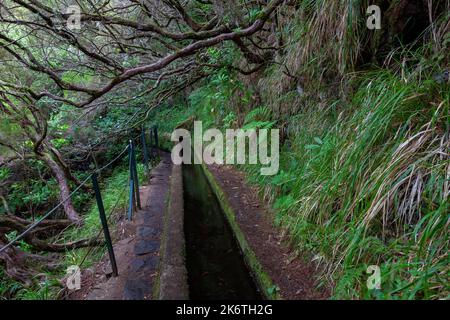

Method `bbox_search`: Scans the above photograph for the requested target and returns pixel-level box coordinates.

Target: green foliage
[189,67,251,129]
[181,35,449,299]
[0,164,146,299]
[247,8,264,23]
[244,68,449,299]
[1,0,448,301]
[8,176,59,212]
[62,164,147,269]
[146,102,196,150]
[223,112,237,128]
[0,167,10,181]
[5,231,32,252]
[0,269,22,300]
[61,71,94,86]
[12,277,60,300]
[244,106,271,123]
[243,106,276,129]
[267,285,280,296]
[51,138,69,149]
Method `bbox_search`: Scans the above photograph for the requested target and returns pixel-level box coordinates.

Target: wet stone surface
[135,240,159,255]
[137,226,159,238]
[142,214,159,226]
[123,278,153,300]
[130,255,160,273]
[121,154,172,300]
[81,154,172,300]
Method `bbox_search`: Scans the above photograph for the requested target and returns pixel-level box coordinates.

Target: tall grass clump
[258,0,367,118]
[261,67,449,299]
[237,2,449,299]
[178,1,449,299]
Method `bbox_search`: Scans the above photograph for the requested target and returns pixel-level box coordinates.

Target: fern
[244,106,272,124]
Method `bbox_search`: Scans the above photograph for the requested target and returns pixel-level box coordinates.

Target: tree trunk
[0,232,63,285]
[40,153,81,223]
[0,233,33,285]
[47,143,85,187]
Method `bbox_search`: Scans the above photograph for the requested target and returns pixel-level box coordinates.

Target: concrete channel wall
[157,164,189,300]
[157,156,278,300]
[199,164,280,300]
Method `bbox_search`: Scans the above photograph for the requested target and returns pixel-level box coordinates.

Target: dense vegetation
[0,0,448,299]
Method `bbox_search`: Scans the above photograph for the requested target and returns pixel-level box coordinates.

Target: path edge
[156,164,189,300]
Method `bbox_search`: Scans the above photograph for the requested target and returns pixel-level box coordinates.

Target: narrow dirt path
[208,164,330,300]
[71,153,172,300]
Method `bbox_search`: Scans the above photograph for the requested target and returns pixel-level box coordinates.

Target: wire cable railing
[0,175,92,254]
[78,182,129,270]
[0,143,127,254]
[0,126,160,278]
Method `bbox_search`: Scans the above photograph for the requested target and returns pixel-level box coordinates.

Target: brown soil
[208,164,330,300]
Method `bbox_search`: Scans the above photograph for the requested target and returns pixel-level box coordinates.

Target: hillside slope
[151,1,449,299]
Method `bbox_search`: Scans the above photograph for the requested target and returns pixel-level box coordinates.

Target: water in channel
[183,164,261,300]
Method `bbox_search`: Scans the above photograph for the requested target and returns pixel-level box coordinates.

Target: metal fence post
[149,127,154,161]
[153,126,159,158]
[128,141,135,220]
[91,172,118,277]
[153,126,159,149]
[141,128,149,169]
[130,140,141,210]
[128,178,134,220]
